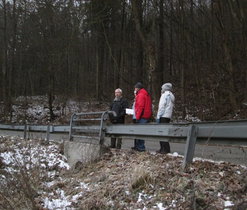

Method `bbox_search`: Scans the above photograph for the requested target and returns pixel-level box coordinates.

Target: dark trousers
[111,121,123,149]
[111,137,122,149]
[135,118,149,151]
[159,117,171,153]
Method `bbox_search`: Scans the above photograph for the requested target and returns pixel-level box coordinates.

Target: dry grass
[1,138,246,209]
[66,149,247,209]
[130,165,154,190]
[0,136,68,209]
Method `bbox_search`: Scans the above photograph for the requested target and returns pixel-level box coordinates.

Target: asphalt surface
[0,130,246,166]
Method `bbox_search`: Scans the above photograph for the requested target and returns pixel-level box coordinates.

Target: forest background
[0,0,247,122]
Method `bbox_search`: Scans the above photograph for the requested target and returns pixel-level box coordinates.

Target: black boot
[157,141,170,154]
[163,142,171,153]
[131,139,138,150]
[116,138,122,149]
[111,138,116,148]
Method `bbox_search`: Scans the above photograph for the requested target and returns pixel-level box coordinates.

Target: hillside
[0,136,246,209]
[1,95,246,126]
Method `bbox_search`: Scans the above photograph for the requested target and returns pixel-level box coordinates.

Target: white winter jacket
[156,90,175,119]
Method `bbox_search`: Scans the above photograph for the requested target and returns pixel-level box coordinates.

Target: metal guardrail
[106,121,247,145]
[0,113,247,169]
[105,120,247,168]
[0,124,70,132]
[68,111,111,144]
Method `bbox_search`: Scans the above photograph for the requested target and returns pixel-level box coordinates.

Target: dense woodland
[0,0,247,121]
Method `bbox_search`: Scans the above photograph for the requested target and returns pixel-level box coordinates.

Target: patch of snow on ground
[4,96,110,124]
[0,136,72,209]
[185,114,201,122]
[137,191,153,203]
[80,182,90,190]
[193,157,225,164]
[224,200,234,207]
[156,203,166,210]
[0,139,69,171]
[43,189,72,209]
[169,152,182,157]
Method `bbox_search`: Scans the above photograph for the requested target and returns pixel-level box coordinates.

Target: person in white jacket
[156,83,175,153]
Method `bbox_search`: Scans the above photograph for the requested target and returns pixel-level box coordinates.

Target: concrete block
[64,140,104,169]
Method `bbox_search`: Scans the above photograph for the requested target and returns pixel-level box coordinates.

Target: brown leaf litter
[59,149,247,209]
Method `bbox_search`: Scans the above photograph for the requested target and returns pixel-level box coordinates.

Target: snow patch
[224,200,234,207]
[43,190,71,209]
[169,152,181,157]
[156,203,166,210]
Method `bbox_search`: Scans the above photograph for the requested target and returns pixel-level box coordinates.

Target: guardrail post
[69,113,76,141]
[183,125,198,170]
[24,123,27,139]
[24,123,30,140]
[46,124,50,142]
[99,112,108,145]
[99,111,116,145]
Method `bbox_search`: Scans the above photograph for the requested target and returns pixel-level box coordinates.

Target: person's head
[115,88,122,98]
[161,83,172,93]
[134,82,143,92]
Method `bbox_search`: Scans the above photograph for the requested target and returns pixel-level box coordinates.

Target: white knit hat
[161,83,172,92]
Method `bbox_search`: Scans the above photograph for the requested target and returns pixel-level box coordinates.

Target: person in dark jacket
[132,82,152,151]
[109,88,128,149]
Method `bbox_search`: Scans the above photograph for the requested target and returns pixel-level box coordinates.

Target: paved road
[119,138,247,166]
[0,130,246,166]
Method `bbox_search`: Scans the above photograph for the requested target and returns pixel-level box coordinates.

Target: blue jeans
[135,118,149,151]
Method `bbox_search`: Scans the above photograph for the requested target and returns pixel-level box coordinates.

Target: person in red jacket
[132,82,152,151]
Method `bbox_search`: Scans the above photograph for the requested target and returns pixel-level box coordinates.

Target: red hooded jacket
[134,88,152,120]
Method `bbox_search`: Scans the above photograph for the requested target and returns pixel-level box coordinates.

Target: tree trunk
[152,0,164,103]
[235,0,247,102]
[96,49,100,100]
[179,0,186,119]
[2,0,12,117]
[215,1,238,112]
[131,0,156,94]
[48,63,55,121]
[118,0,126,88]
